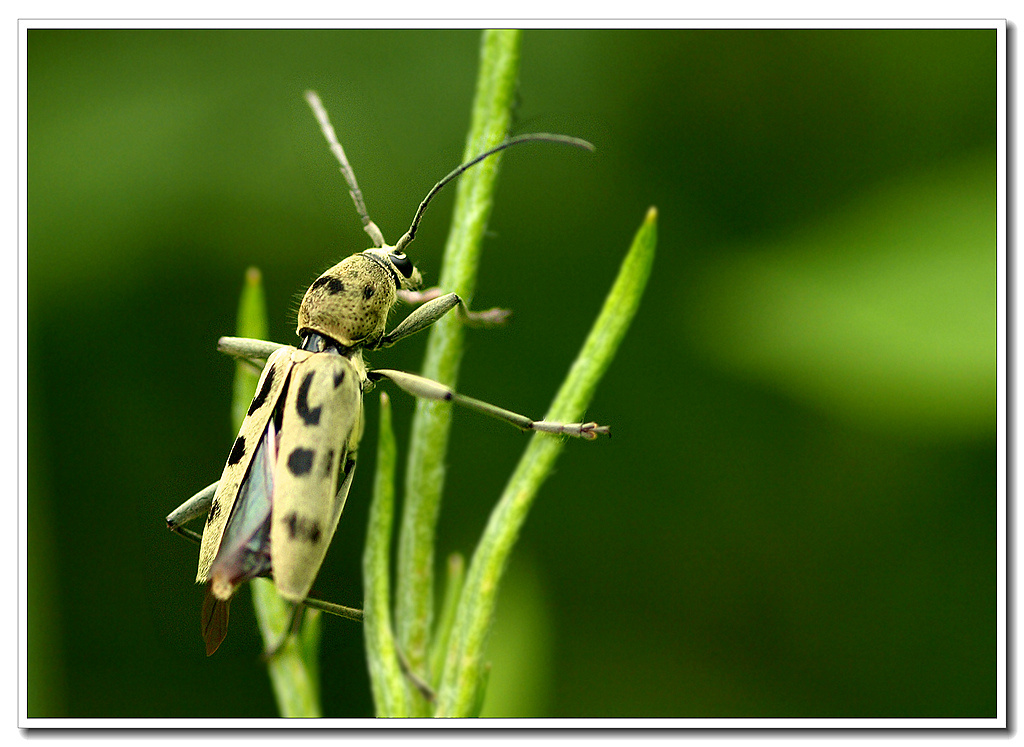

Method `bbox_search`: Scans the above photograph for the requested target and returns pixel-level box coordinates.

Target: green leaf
[231,267,268,429]
[435,207,658,717]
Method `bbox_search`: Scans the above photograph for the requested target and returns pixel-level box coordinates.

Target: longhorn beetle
[166,91,608,656]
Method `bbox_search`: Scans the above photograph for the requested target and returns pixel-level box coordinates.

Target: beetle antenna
[305,90,386,248]
[393,133,594,253]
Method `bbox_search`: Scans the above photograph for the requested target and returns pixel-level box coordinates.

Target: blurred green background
[27,28,997,718]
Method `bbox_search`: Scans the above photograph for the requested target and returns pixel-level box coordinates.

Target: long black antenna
[393,133,594,253]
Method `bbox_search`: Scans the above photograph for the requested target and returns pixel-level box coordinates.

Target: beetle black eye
[389,251,414,278]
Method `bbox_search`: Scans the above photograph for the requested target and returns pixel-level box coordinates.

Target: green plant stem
[251,580,322,718]
[362,393,410,717]
[395,29,522,706]
[429,553,466,689]
[435,207,658,717]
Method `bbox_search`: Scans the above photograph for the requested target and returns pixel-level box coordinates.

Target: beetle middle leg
[370,368,610,439]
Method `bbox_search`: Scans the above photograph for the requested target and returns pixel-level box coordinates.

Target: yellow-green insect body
[191,244,419,655]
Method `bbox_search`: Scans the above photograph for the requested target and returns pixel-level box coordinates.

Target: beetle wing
[205,416,276,602]
[201,587,230,656]
[197,346,306,583]
[270,352,363,603]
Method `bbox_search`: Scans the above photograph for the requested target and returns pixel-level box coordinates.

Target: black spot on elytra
[310,276,346,295]
[295,371,322,426]
[287,447,314,476]
[282,511,323,544]
[333,369,346,388]
[362,284,375,300]
[228,436,246,465]
[248,364,276,416]
[322,449,335,478]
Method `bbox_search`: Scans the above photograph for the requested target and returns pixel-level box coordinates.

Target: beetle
[167,91,606,655]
